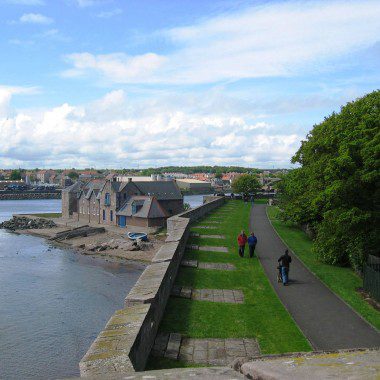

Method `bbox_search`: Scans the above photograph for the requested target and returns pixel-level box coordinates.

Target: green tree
[10,169,22,180]
[68,171,79,180]
[232,174,261,195]
[279,90,380,270]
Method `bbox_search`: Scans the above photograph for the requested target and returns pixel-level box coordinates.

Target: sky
[0,0,379,169]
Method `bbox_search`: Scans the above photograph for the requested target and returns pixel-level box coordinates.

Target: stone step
[181,259,198,268]
[193,225,218,230]
[192,289,244,303]
[152,334,260,367]
[198,234,226,239]
[181,260,235,271]
[198,262,236,271]
[164,333,182,360]
[187,244,229,252]
[171,287,243,303]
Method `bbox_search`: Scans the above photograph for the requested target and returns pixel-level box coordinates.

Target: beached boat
[127,232,148,241]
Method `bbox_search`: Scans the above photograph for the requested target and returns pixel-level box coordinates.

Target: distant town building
[175,178,212,193]
[36,170,55,183]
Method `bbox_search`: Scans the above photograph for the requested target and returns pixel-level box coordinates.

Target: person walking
[278,249,292,285]
[247,232,258,258]
[237,230,247,258]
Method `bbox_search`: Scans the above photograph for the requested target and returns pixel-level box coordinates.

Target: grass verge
[29,212,62,218]
[267,206,380,331]
[147,200,311,370]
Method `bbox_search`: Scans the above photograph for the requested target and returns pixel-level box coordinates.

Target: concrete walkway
[251,204,380,350]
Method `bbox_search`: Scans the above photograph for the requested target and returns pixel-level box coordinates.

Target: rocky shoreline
[0,216,57,231]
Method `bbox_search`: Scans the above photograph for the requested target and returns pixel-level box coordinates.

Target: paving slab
[251,204,380,350]
[199,245,229,253]
[181,259,198,268]
[198,262,236,271]
[198,234,226,239]
[193,225,218,230]
[192,289,244,304]
[111,366,246,379]
[240,349,380,380]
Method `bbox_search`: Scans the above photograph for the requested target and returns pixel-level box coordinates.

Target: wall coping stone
[125,262,170,306]
[152,241,180,263]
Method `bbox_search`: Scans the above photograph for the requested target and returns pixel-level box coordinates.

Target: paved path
[251,204,380,350]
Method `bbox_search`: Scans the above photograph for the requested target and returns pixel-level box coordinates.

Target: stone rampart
[0,191,61,200]
[79,196,225,377]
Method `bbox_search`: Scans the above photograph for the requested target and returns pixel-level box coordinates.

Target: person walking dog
[237,231,247,257]
[278,249,292,285]
[247,232,258,258]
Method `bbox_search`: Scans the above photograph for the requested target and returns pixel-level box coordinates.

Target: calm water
[0,200,144,380]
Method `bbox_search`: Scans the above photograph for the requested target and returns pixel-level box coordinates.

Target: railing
[363,255,380,302]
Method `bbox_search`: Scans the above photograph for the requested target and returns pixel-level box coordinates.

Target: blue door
[119,216,127,227]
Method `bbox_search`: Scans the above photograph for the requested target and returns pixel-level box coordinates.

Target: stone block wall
[79,197,225,377]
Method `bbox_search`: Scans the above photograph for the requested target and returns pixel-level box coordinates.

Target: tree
[232,174,261,195]
[10,169,22,180]
[215,171,223,179]
[279,90,380,271]
[68,171,79,180]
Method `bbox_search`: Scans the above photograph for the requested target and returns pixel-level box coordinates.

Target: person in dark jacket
[278,249,292,285]
[247,232,258,258]
[237,231,247,257]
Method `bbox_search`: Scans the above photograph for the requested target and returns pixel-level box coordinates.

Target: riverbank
[10,216,164,264]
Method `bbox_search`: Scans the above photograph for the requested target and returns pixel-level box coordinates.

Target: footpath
[250,204,380,350]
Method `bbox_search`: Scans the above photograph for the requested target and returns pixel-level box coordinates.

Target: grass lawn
[29,212,62,218]
[147,200,311,370]
[267,206,380,331]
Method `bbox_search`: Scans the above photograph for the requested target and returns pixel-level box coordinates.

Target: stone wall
[79,196,225,377]
[0,191,61,200]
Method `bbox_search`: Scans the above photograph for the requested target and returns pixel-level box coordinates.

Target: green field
[267,206,380,330]
[147,200,311,369]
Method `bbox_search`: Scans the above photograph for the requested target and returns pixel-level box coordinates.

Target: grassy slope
[267,206,380,331]
[149,200,310,370]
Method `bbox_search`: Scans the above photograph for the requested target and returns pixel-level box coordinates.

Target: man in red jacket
[237,230,247,257]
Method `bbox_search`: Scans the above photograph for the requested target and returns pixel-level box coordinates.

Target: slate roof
[132,181,182,200]
[116,196,168,219]
[62,181,83,194]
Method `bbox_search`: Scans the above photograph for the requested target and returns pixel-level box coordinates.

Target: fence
[363,255,380,302]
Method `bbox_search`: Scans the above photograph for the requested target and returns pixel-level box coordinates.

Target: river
[0,199,144,380]
[0,195,205,379]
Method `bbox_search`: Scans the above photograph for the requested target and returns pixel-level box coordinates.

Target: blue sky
[0,0,379,169]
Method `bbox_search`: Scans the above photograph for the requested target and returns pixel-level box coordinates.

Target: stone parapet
[79,196,225,376]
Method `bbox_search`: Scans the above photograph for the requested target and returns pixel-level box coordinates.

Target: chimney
[128,177,132,183]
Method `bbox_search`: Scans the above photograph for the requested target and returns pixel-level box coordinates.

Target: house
[36,170,55,183]
[116,196,168,228]
[62,176,183,229]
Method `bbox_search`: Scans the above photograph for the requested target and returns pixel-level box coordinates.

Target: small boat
[127,232,148,241]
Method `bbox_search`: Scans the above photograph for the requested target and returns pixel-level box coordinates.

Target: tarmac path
[250,204,380,350]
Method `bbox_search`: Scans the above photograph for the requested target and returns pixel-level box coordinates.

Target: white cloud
[20,13,53,24]
[0,89,301,168]
[96,8,122,18]
[63,0,380,84]
[63,52,166,82]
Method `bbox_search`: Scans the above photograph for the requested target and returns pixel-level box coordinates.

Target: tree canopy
[10,169,22,180]
[278,90,380,271]
[232,174,261,195]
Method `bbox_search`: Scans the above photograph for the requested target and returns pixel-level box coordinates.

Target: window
[110,210,113,222]
[123,193,127,200]
[105,193,111,206]
[102,210,106,221]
